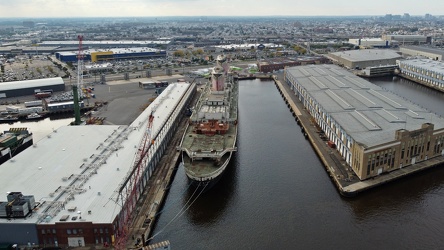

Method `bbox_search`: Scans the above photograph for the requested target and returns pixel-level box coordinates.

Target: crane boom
[115,112,155,249]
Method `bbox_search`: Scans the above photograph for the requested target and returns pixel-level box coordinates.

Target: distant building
[215,43,282,52]
[22,21,35,28]
[0,77,65,98]
[382,35,432,45]
[38,40,170,48]
[257,56,329,73]
[397,58,444,91]
[55,47,166,63]
[0,46,60,55]
[328,49,402,69]
[348,38,390,49]
[425,13,434,20]
[400,46,444,61]
[285,64,444,180]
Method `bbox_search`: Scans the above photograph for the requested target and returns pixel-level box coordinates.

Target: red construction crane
[73,35,84,125]
[115,112,155,249]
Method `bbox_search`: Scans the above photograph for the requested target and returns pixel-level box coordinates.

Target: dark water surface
[151,78,444,249]
[0,116,74,142]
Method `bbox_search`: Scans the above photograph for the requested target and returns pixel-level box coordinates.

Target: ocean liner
[180,55,238,188]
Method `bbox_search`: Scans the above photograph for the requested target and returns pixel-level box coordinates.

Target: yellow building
[90,51,114,62]
[352,123,444,179]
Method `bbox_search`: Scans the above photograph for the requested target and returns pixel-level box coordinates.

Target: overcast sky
[0,0,442,18]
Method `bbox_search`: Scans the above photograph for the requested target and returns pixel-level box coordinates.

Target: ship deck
[182,152,231,177]
[182,123,237,151]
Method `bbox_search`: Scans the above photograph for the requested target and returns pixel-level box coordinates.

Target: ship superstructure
[180,55,238,187]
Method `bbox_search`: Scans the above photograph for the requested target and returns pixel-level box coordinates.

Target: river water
[0,116,74,142]
[150,77,444,249]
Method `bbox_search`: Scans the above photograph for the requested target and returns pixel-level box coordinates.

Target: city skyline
[0,0,442,18]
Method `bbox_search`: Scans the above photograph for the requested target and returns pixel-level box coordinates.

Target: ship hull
[182,151,233,190]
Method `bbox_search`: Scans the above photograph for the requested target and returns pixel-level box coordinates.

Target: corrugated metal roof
[329,49,402,62]
[40,40,170,46]
[399,58,444,73]
[0,82,190,224]
[58,47,163,56]
[0,77,64,92]
[286,64,444,148]
[401,46,444,56]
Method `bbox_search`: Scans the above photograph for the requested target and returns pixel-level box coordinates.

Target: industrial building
[214,43,282,51]
[38,40,170,48]
[328,49,402,69]
[0,77,65,98]
[348,38,390,48]
[0,46,60,55]
[55,47,166,63]
[0,82,195,248]
[397,58,444,91]
[400,46,444,61]
[382,34,431,45]
[285,64,444,180]
[257,56,329,73]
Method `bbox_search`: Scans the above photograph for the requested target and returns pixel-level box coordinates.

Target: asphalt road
[89,75,192,126]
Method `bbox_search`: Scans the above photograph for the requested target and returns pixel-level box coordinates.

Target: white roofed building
[0,82,196,248]
[328,49,402,69]
[0,77,65,98]
[348,38,390,49]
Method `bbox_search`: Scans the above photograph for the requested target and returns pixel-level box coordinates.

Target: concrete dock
[124,88,198,249]
[273,75,444,197]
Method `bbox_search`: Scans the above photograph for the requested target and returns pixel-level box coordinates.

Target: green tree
[173,50,185,57]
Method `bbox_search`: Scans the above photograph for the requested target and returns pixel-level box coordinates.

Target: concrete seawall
[397,73,444,94]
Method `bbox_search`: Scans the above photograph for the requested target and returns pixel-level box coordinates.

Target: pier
[125,87,198,249]
[273,75,444,197]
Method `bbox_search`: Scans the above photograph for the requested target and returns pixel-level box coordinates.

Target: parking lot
[0,55,66,82]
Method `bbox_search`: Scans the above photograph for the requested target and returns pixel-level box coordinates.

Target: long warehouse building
[0,82,195,248]
[55,47,166,63]
[0,77,65,98]
[328,49,402,69]
[400,46,444,61]
[397,58,444,91]
[285,64,444,180]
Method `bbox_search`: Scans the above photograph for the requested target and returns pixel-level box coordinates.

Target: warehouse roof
[0,77,64,92]
[285,64,444,148]
[215,43,282,50]
[57,47,164,57]
[399,58,444,73]
[39,40,170,46]
[258,56,325,66]
[0,82,190,224]
[401,46,444,56]
[329,49,402,62]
